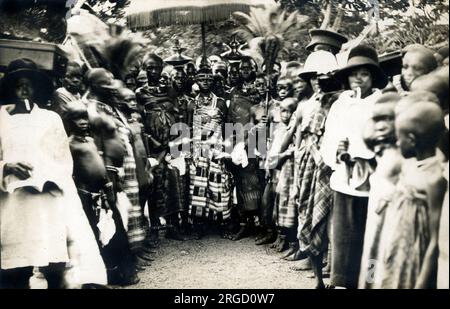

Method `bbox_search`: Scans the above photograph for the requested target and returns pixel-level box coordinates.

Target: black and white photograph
[0,0,448,293]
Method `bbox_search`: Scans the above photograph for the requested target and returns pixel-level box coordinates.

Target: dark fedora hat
[335,45,388,90]
[306,29,348,53]
[0,58,53,105]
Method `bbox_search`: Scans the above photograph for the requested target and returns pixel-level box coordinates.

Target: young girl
[321,45,388,289]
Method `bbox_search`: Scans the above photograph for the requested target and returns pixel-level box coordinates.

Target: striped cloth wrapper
[118,127,146,251]
[189,156,232,221]
[275,156,297,229]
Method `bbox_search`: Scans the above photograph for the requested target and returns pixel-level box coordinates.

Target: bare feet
[289,259,312,271]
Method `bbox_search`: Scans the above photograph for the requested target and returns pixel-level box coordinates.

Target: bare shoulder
[423,166,447,208]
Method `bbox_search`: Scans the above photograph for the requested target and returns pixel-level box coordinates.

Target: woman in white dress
[0,58,106,288]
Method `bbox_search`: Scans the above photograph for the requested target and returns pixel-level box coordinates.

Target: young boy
[380,101,447,288]
[64,101,139,286]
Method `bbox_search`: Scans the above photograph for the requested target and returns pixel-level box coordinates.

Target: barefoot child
[250,73,277,245]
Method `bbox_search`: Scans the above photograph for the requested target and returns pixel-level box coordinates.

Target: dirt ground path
[123,234,328,289]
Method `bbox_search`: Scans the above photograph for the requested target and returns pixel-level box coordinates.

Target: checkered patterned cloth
[275,156,298,229]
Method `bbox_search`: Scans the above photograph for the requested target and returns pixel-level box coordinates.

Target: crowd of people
[0,28,449,289]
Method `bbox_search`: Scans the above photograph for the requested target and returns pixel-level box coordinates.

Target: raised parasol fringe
[127,5,253,29]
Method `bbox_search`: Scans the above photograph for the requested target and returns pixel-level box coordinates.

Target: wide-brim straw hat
[0,58,53,105]
[335,45,388,90]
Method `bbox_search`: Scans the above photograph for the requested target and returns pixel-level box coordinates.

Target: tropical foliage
[232,5,309,68]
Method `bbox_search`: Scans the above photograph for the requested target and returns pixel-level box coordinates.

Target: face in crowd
[276,79,293,100]
[120,88,138,112]
[228,64,240,87]
[197,74,214,93]
[239,60,256,83]
[14,77,35,102]
[279,98,298,125]
[371,103,397,144]
[172,69,187,91]
[72,110,90,136]
[159,73,170,91]
[64,64,83,94]
[144,57,163,85]
[309,75,320,93]
[348,67,373,97]
[124,74,137,91]
[402,50,436,89]
[292,75,309,98]
[254,76,266,98]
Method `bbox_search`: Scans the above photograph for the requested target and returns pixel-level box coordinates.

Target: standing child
[250,73,277,245]
[65,101,139,286]
[271,98,298,254]
[380,101,447,289]
[358,93,403,288]
[227,56,264,241]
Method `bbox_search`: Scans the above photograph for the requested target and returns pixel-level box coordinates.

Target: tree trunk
[331,3,344,31]
[320,0,333,29]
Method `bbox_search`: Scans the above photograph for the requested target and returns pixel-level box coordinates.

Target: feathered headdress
[233,5,307,75]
